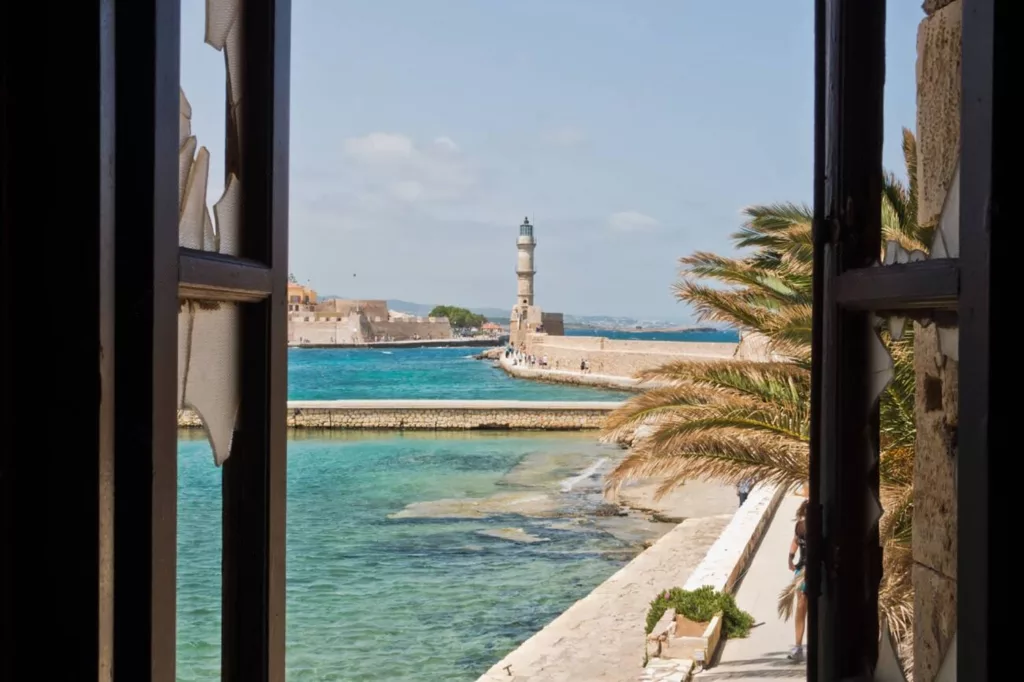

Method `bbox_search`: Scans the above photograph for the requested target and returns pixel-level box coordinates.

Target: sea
[565,328,738,343]
[177,331,732,681]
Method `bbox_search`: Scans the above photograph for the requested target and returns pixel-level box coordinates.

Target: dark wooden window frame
[112,0,290,680]
[810,1,1003,680]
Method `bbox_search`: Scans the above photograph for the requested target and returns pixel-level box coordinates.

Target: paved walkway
[695,495,807,681]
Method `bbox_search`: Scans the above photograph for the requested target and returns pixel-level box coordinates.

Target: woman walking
[787,500,809,661]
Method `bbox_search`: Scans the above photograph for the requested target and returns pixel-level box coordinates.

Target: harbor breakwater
[177,399,622,430]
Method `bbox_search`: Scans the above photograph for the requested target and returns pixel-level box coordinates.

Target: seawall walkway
[498,355,647,392]
[694,494,806,680]
[178,399,623,430]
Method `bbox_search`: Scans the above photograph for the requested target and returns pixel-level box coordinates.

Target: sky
[181,0,924,321]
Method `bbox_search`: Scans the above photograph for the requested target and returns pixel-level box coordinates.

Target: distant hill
[385,300,512,321]
[317,297,512,321]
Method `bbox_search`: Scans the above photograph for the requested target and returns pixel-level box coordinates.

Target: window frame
[111,0,290,679]
[810,0,1003,680]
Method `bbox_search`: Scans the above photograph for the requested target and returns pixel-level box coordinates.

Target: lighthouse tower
[509,217,563,348]
[515,217,536,308]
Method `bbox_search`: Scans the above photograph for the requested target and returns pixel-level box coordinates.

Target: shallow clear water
[177,432,632,681]
[288,347,629,401]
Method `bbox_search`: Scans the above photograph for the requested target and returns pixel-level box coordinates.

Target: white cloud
[543,126,587,147]
[343,132,415,162]
[608,211,660,232]
[390,180,425,202]
[432,136,459,153]
[342,132,475,203]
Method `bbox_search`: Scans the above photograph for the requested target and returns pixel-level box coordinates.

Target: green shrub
[644,585,755,639]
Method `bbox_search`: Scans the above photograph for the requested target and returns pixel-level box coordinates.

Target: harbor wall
[519,333,742,378]
[178,400,621,430]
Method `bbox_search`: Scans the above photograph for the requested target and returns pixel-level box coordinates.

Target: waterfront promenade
[499,355,646,391]
[695,494,806,681]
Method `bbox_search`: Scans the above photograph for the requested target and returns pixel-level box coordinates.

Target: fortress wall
[540,312,565,336]
[315,299,390,319]
[289,316,365,344]
[367,318,453,341]
[288,315,453,344]
[523,333,739,378]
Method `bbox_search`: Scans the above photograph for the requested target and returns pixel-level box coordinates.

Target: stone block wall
[367,318,453,341]
[288,315,453,344]
[179,404,617,430]
[540,312,565,336]
[912,1,960,679]
[288,315,365,344]
[523,334,739,378]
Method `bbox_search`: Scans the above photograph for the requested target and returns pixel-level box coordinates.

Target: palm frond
[605,430,807,497]
[634,360,808,395]
[776,573,804,622]
[601,384,730,439]
[734,203,813,252]
[880,482,914,545]
[673,280,777,331]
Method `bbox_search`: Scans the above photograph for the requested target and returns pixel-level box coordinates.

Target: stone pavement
[694,495,807,681]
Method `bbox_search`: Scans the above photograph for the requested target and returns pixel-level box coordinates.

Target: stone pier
[177,399,623,431]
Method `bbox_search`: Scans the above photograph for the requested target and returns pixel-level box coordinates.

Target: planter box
[671,611,723,665]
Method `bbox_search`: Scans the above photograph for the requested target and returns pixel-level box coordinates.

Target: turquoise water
[177,432,632,681]
[288,347,628,401]
[179,341,734,680]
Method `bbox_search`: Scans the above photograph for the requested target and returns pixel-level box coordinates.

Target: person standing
[736,477,753,506]
[787,500,809,662]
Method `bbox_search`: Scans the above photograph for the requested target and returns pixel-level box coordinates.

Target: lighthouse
[516,217,536,307]
[509,217,563,348]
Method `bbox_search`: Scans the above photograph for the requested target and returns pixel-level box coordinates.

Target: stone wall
[288,315,453,344]
[288,315,366,344]
[315,298,389,319]
[522,333,740,378]
[178,400,620,430]
[540,312,565,336]
[912,1,960,679]
[367,318,453,341]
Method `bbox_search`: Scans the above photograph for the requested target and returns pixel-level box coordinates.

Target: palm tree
[605,129,922,669]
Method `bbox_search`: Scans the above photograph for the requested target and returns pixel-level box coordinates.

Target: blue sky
[181,0,924,320]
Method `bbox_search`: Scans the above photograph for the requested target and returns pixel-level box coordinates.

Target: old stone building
[288,297,453,345]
